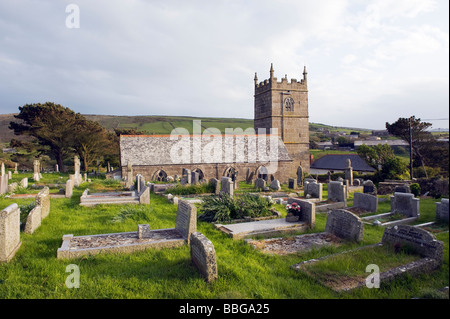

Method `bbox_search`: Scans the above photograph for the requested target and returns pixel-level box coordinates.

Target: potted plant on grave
[285,202,302,222]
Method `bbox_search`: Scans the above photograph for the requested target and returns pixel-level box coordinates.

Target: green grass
[0,177,448,299]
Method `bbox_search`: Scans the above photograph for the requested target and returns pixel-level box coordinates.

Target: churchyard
[0,167,448,299]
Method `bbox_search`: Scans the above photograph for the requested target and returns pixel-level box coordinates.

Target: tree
[386,116,436,178]
[72,118,113,172]
[9,102,84,171]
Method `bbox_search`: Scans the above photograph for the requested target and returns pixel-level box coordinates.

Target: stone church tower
[254,64,310,178]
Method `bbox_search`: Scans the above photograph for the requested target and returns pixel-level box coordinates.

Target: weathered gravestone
[175,200,197,244]
[0,163,7,195]
[0,203,21,263]
[190,232,217,283]
[270,179,281,191]
[125,162,133,188]
[14,163,18,174]
[254,178,265,190]
[363,180,377,195]
[220,177,234,197]
[288,178,297,190]
[327,181,347,204]
[325,209,364,241]
[137,224,152,239]
[435,198,449,224]
[36,187,50,220]
[24,205,42,234]
[304,180,322,200]
[353,192,378,212]
[390,192,420,218]
[382,225,444,262]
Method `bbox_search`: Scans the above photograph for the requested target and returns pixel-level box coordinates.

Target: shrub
[410,183,421,197]
[199,193,273,223]
[165,182,214,195]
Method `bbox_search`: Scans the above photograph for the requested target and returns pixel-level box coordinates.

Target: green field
[0,176,448,300]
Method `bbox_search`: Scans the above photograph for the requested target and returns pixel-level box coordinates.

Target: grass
[0,176,448,299]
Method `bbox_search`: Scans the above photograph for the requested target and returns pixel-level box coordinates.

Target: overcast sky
[0,0,448,130]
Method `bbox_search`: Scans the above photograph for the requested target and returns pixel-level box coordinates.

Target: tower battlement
[254,64,307,94]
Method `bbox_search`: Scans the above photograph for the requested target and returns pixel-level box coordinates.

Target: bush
[165,182,214,195]
[410,183,421,197]
[199,193,273,223]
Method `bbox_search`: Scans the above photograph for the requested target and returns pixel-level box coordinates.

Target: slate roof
[120,135,292,166]
[310,154,376,172]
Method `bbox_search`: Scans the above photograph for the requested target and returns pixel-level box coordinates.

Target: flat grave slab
[246,233,342,255]
[57,229,185,259]
[215,218,308,240]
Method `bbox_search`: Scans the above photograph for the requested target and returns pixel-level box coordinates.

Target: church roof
[310,154,376,172]
[120,134,292,166]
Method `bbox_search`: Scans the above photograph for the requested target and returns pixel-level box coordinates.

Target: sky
[0,0,448,130]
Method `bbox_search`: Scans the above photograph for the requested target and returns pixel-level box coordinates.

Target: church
[119,64,310,184]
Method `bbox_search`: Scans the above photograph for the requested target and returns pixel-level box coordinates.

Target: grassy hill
[0,113,373,144]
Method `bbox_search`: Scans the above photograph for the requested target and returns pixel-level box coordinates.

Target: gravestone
[8,183,18,193]
[209,178,220,195]
[7,171,12,179]
[435,198,449,224]
[287,198,316,228]
[190,232,217,283]
[0,203,21,263]
[20,178,28,189]
[65,179,73,198]
[74,156,83,187]
[33,160,40,182]
[353,179,360,186]
[182,169,192,185]
[345,159,353,186]
[55,164,59,173]
[353,192,378,212]
[24,205,42,234]
[0,164,7,195]
[175,200,197,244]
[304,180,323,200]
[138,224,152,239]
[191,171,199,185]
[363,180,377,195]
[36,187,50,220]
[270,179,281,191]
[327,181,347,204]
[126,162,133,188]
[297,166,303,186]
[220,177,234,197]
[390,192,420,218]
[14,163,18,174]
[325,209,364,241]
[382,225,444,262]
[288,178,297,190]
[254,178,265,190]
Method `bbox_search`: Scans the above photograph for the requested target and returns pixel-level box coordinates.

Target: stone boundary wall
[0,203,22,263]
[190,232,217,283]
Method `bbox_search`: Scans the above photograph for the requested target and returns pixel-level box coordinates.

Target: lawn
[0,176,448,299]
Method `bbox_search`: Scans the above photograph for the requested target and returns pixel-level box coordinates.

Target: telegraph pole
[409,116,413,180]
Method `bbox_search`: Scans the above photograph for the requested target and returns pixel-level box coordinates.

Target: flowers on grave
[286,202,302,217]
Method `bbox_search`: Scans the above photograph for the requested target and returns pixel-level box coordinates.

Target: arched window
[256,166,268,181]
[193,168,204,181]
[284,97,294,112]
[153,170,167,182]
